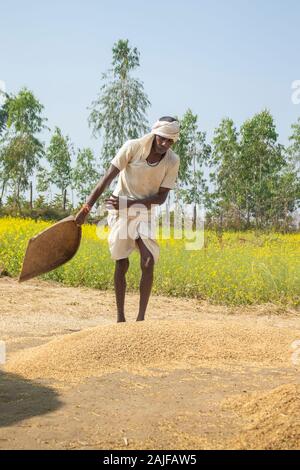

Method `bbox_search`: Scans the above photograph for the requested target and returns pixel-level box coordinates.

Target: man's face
[154,135,174,155]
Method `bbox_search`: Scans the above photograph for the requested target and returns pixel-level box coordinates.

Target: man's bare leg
[136,237,154,322]
[114,258,129,322]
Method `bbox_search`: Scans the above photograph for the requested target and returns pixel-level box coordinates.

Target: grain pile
[5,320,296,382]
[225,384,300,450]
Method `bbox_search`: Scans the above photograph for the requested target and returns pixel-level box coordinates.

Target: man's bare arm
[105,187,170,211]
[86,164,120,207]
[130,187,170,209]
[75,164,120,225]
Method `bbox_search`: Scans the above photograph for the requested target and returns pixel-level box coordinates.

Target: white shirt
[111,134,180,201]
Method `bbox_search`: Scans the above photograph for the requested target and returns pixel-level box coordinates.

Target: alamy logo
[291,80,300,105]
[96,200,205,251]
[291,340,300,366]
[0,341,6,365]
[0,80,6,106]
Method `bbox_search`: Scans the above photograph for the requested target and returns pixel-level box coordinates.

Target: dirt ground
[0,276,299,450]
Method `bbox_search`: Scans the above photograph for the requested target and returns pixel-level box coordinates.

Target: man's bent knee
[141,255,154,272]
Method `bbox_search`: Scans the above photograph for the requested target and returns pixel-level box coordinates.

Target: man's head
[151,116,180,155]
[154,134,174,155]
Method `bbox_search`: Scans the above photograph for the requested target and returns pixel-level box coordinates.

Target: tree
[72,148,100,204]
[1,134,43,208]
[6,88,45,134]
[269,164,300,230]
[37,127,73,210]
[173,109,211,228]
[0,93,10,202]
[239,110,286,228]
[0,88,46,209]
[208,118,240,228]
[88,39,150,169]
[208,111,296,230]
[288,117,300,173]
[285,118,300,229]
[0,92,10,136]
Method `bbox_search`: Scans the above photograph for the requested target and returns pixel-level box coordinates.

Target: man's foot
[117,315,126,323]
[136,316,145,322]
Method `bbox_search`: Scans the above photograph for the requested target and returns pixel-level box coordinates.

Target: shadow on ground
[0,370,62,427]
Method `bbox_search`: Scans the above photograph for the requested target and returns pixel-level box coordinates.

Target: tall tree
[286,117,300,228]
[173,109,211,228]
[0,92,10,136]
[88,39,150,169]
[37,127,73,210]
[289,117,300,173]
[72,148,100,204]
[239,110,285,228]
[0,88,46,208]
[209,118,240,228]
[0,93,12,204]
[269,164,300,230]
[208,111,297,230]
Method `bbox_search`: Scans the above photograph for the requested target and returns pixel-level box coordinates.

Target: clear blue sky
[1,0,300,157]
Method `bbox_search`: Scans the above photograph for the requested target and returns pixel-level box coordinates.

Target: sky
[1,0,300,159]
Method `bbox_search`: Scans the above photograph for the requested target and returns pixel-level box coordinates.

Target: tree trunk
[16,180,21,211]
[0,180,6,206]
[30,182,33,210]
[192,204,197,231]
[217,211,223,249]
[192,153,196,231]
[284,199,288,233]
[63,189,67,211]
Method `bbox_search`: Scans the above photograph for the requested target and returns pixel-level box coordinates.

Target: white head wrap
[151,120,180,143]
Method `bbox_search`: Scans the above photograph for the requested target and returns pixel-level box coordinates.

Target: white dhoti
[107,207,160,264]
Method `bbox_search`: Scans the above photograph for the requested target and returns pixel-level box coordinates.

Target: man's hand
[75,204,91,226]
[105,194,120,210]
[75,165,120,222]
[105,195,138,210]
[105,188,170,211]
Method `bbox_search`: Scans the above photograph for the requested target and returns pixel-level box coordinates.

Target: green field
[0,216,299,307]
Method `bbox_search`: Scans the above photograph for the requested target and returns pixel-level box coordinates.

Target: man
[75,116,180,322]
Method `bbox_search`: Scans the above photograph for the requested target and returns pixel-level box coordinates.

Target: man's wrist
[82,203,92,214]
[127,198,148,209]
[127,199,135,208]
